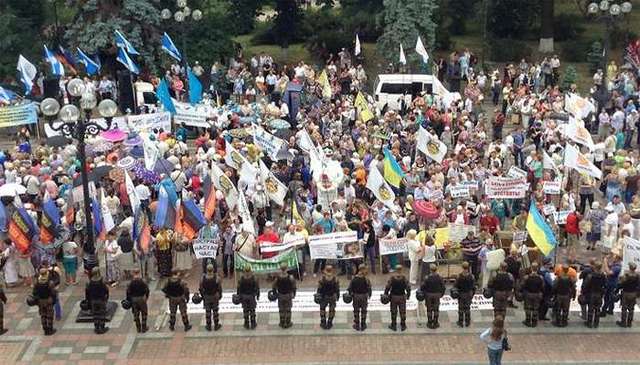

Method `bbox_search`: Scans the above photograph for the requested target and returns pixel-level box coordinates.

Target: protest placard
[553,210,571,225]
[379,237,408,255]
[260,236,306,254]
[193,240,218,259]
[623,237,640,273]
[449,224,476,242]
[543,204,557,216]
[507,166,528,179]
[543,181,561,195]
[512,231,528,243]
[485,177,528,199]
[449,185,470,198]
[234,249,299,274]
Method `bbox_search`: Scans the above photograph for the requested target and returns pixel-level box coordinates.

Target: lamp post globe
[40,98,61,117]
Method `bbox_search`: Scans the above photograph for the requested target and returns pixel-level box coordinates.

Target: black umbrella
[93,165,114,181]
[47,136,72,148]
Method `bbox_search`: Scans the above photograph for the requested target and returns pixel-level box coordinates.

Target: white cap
[265,221,274,228]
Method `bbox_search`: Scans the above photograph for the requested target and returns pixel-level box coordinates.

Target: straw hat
[37,268,49,284]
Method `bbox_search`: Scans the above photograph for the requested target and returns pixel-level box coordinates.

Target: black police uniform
[85,279,110,334]
[126,278,150,333]
[317,275,340,329]
[618,272,639,327]
[273,272,297,328]
[454,271,475,327]
[521,272,544,327]
[237,274,260,329]
[33,281,57,335]
[583,271,606,328]
[199,274,223,331]
[162,278,191,331]
[420,272,445,328]
[552,275,575,327]
[348,275,372,331]
[488,271,514,319]
[384,274,411,331]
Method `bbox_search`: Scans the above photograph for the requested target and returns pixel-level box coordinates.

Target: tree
[587,41,603,73]
[273,0,302,49]
[340,0,384,41]
[0,0,47,81]
[65,0,161,72]
[487,0,539,39]
[377,0,438,64]
[228,0,265,35]
[539,0,554,53]
[560,65,578,90]
[446,0,479,35]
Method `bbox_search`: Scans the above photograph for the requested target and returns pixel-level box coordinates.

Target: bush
[610,26,638,49]
[560,39,592,63]
[552,14,585,42]
[489,39,532,62]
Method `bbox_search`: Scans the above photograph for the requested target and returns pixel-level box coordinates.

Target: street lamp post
[40,79,118,273]
[587,1,633,85]
[161,0,203,101]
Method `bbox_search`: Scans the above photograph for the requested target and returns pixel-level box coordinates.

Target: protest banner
[193,239,218,259]
[308,231,358,245]
[449,224,476,242]
[427,189,444,201]
[512,231,528,243]
[379,237,408,255]
[553,210,571,225]
[485,177,528,199]
[507,166,528,179]
[126,112,171,132]
[449,185,470,198]
[0,103,38,128]
[173,101,215,128]
[461,180,479,190]
[308,231,361,260]
[623,237,640,273]
[253,125,287,160]
[543,181,561,195]
[543,204,557,216]
[234,249,298,274]
[260,236,306,254]
[631,218,640,240]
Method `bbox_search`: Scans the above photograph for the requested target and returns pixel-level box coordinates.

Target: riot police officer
[199,264,223,331]
[384,265,411,331]
[521,263,544,327]
[317,265,340,329]
[552,264,576,327]
[86,267,110,334]
[583,262,607,328]
[488,262,514,320]
[348,265,372,331]
[273,263,297,328]
[617,262,639,327]
[126,268,150,333]
[162,270,192,332]
[420,265,445,329]
[33,269,57,335]
[454,261,476,327]
[237,265,260,329]
[578,259,595,320]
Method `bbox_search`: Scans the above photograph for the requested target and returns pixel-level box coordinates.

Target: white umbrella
[0,183,26,197]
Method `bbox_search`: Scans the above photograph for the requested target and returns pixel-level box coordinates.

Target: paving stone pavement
[3,274,640,365]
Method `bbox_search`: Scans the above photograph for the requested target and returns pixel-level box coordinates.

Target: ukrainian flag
[526,202,557,256]
[383,148,405,188]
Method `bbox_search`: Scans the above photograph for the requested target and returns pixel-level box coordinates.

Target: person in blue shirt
[511,127,525,169]
[480,316,507,365]
[176,122,188,143]
[538,259,554,321]
[317,211,335,234]
[601,254,622,317]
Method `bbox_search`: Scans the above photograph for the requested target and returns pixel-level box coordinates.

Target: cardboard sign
[379,237,408,255]
[543,181,561,195]
[485,177,528,199]
[193,240,218,259]
[507,166,528,179]
[553,210,571,225]
[512,231,528,243]
[449,185,470,198]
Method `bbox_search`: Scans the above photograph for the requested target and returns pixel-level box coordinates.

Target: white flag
[100,189,115,234]
[366,166,396,210]
[565,116,595,151]
[236,185,255,235]
[17,55,37,94]
[225,141,255,175]
[564,143,602,179]
[415,36,429,64]
[355,34,361,56]
[124,171,141,214]
[252,125,287,161]
[259,160,287,206]
[211,163,238,209]
[542,150,559,173]
[416,127,447,163]
[399,43,407,65]
[142,134,159,170]
[565,93,596,120]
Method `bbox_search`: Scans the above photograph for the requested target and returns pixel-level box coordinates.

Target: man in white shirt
[170,165,187,194]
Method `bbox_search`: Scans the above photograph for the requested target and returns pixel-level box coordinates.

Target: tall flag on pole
[8,198,37,253]
[0,86,16,103]
[116,47,140,74]
[154,184,176,230]
[65,191,75,227]
[114,30,140,55]
[399,43,407,65]
[44,45,65,76]
[526,202,557,256]
[125,172,141,214]
[40,192,61,244]
[202,173,217,221]
[383,147,406,188]
[161,32,182,61]
[179,198,206,240]
[77,48,101,76]
[188,67,203,104]
[366,166,397,210]
[56,46,77,74]
[92,197,103,239]
[157,79,177,114]
[354,33,361,56]
[0,201,7,232]
[415,36,429,64]
[17,55,37,94]
[133,207,151,254]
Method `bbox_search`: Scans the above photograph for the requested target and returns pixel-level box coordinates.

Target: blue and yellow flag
[383,147,405,188]
[526,202,557,256]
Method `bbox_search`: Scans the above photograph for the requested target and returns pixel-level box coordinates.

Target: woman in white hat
[584,201,605,250]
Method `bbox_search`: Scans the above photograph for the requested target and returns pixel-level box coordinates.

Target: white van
[374,74,455,111]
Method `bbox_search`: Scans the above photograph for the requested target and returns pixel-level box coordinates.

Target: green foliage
[178,12,237,67]
[377,0,438,64]
[445,0,479,35]
[65,0,161,72]
[552,14,585,42]
[561,39,592,62]
[586,41,603,74]
[273,0,303,48]
[340,0,384,41]
[303,10,351,60]
[487,0,540,39]
[609,26,637,50]
[488,39,532,62]
[560,65,578,90]
[0,0,46,81]
[433,3,453,51]
[228,0,265,35]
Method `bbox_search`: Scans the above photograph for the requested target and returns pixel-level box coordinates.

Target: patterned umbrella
[413,201,441,219]
[116,156,137,170]
[267,118,291,130]
[132,162,160,184]
[124,134,143,147]
[86,138,114,154]
[100,129,127,142]
[108,168,126,183]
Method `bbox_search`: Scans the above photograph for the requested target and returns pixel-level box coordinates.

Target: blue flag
[161,32,181,62]
[157,79,176,114]
[114,30,140,55]
[44,45,65,76]
[77,48,101,76]
[116,47,140,74]
[0,86,16,103]
[92,198,103,237]
[188,67,203,105]
[0,203,7,232]
[57,45,77,70]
